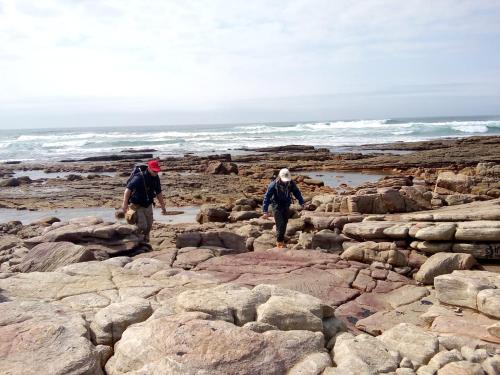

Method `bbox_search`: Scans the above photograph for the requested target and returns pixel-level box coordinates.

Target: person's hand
[120,204,128,212]
[161,207,168,215]
[262,212,270,220]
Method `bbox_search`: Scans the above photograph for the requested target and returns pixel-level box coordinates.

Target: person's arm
[291,182,305,207]
[154,177,167,214]
[262,182,275,218]
[121,188,132,211]
[157,193,167,214]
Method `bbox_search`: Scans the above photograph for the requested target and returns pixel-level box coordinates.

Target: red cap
[147,159,161,172]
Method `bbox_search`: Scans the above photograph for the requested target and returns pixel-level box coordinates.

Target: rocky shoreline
[0,135,499,374]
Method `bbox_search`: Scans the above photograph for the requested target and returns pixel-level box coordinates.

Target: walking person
[119,159,167,242]
[262,168,305,248]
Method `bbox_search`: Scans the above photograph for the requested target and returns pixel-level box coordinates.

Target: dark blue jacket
[263,179,304,213]
[127,170,162,207]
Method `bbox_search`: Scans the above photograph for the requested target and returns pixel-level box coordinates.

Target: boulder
[173,248,215,269]
[256,295,324,332]
[434,270,499,310]
[455,221,500,242]
[428,349,463,371]
[487,322,500,339]
[253,232,277,251]
[452,243,500,259]
[482,355,500,375]
[175,231,202,248]
[477,289,500,319]
[435,172,474,194]
[411,241,453,253]
[309,229,348,251]
[332,332,399,374]
[0,177,20,187]
[11,241,96,272]
[0,301,102,375]
[379,323,439,366]
[414,253,477,285]
[288,352,332,375]
[0,235,19,251]
[437,361,485,375]
[414,224,457,241]
[229,211,261,222]
[286,218,306,236]
[196,205,229,223]
[205,161,238,175]
[341,241,408,267]
[90,297,153,346]
[343,222,396,240]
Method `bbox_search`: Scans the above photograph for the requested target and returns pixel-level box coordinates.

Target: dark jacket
[262,179,304,213]
[127,170,162,207]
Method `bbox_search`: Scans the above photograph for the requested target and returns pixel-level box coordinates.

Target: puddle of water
[0,206,199,225]
[300,171,388,188]
[13,170,116,180]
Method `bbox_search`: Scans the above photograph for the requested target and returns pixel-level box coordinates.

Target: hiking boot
[276,242,286,248]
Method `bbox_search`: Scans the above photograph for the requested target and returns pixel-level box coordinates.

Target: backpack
[272,179,296,204]
[126,164,150,200]
[126,164,148,186]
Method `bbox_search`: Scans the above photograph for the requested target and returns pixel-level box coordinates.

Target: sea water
[1,116,499,162]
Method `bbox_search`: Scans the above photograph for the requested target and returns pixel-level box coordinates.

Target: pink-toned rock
[431,314,500,344]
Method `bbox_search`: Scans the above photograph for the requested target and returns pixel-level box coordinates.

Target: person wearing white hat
[262,168,305,248]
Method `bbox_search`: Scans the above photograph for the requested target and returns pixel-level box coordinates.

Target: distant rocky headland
[0,135,499,374]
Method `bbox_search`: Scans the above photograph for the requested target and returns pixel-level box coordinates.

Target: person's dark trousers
[273,206,290,242]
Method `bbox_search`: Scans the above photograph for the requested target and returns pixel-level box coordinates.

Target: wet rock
[309,229,348,251]
[205,161,238,175]
[0,177,20,187]
[414,253,477,285]
[196,204,229,223]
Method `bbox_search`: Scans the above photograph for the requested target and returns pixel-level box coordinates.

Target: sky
[1,0,500,129]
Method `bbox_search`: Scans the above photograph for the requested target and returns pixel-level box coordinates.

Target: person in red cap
[120,159,167,242]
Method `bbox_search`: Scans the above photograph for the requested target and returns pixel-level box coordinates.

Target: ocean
[1,116,499,162]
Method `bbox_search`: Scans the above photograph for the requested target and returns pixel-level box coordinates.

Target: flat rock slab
[10,241,95,272]
[105,312,326,375]
[0,301,102,375]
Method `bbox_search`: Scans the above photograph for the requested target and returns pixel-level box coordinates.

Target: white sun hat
[278,168,292,182]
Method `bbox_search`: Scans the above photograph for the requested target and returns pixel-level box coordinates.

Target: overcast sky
[1,0,499,129]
